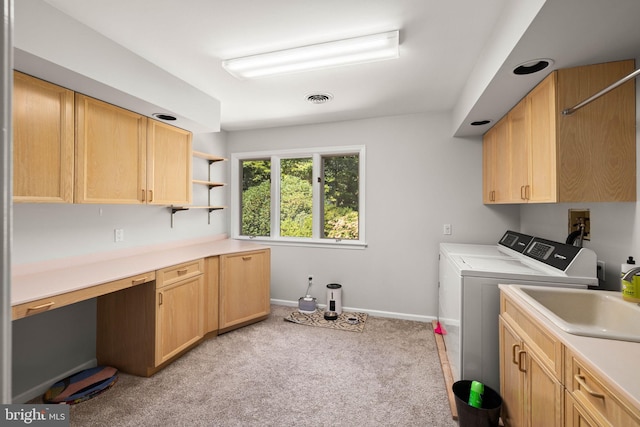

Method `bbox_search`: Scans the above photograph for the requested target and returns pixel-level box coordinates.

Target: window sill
[232,236,367,249]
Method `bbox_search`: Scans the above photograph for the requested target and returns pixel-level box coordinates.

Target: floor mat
[284,309,367,332]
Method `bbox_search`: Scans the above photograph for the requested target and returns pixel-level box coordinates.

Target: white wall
[13,133,229,264]
[228,112,520,319]
[519,60,640,291]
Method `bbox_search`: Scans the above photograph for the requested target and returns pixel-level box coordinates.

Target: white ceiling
[39,0,640,135]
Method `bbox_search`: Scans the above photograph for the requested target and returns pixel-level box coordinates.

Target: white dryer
[438,231,598,392]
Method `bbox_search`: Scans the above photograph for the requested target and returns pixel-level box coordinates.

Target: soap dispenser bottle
[621,256,640,303]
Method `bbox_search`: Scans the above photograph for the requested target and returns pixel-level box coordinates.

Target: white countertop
[499,284,640,410]
[12,235,268,306]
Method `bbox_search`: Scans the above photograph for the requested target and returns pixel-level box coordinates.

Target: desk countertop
[12,236,268,306]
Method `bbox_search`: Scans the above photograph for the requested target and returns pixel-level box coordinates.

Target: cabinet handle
[158,292,163,306]
[511,344,521,365]
[491,190,495,202]
[517,350,527,372]
[27,301,55,312]
[525,185,530,200]
[149,190,153,202]
[141,189,146,202]
[521,185,526,200]
[177,268,188,275]
[132,277,148,285]
[242,256,252,261]
[575,374,605,399]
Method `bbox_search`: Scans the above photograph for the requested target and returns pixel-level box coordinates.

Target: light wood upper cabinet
[508,98,530,202]
[483,116,510,203]
[483,59,636,204]
[527,74,557,203]
[146,119,192,206]
[75,94,148,204]
[13,71,75,203]
[75,94,192,205]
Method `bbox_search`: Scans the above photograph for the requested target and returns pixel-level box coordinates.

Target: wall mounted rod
[562,67,640,115]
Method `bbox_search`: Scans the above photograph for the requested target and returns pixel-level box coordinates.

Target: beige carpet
[36,305,456,426]
[284,309,368,332]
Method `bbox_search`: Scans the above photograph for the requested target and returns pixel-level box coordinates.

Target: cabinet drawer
[501,293,563,380]
[156,259,204,288]
[565,349,640,426]
[565,389,598,427]
[13,271,155,320]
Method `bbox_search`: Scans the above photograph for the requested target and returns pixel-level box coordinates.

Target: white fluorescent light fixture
[222,30,399,79]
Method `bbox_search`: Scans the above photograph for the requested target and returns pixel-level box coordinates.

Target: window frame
[231,145,366,248]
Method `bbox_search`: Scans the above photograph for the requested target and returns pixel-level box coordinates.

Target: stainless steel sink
[511,285,640,342]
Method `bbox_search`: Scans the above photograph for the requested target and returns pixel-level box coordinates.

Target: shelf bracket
[207,206,223,225]
[169,206,189,228]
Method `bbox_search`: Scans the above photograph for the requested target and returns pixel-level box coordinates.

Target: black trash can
[452,380,502,427]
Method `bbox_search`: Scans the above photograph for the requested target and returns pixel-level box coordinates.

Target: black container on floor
[452,380,502,427]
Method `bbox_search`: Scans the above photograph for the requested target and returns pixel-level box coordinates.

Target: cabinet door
[500,316,525,427]
[508,99,529,202]
[483,117,510,204]
[75,94,147,204]
[13,72,74,203]
[219,250,271,332]
[524,343,563,427]
[483,126,496,203]
[204,256,220,334]
[147,119,192,205]
[156,275,204,365]
[527,73,557,203]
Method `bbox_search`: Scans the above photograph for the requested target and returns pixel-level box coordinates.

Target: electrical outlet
[114,229,124,242]
[308,275,314,283]
[443,224,452,235]
[597,260,605,282]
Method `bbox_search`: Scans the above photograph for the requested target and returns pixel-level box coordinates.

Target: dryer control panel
[524,237,581,271]
[498,230,596,278]
[498,231,533,254]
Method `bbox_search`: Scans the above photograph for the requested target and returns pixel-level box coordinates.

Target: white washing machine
[438,230,598,392]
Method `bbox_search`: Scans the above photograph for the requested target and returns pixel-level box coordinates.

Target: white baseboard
[13,359,98,404]
[270,299,435,323]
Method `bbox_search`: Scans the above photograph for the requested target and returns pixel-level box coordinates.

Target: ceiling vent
[306,93,333,104]
[513,59,554,75]
[152,113,177,121]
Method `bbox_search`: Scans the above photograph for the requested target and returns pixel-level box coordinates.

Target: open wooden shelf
[192,179,225,188]
[192,151,226,163]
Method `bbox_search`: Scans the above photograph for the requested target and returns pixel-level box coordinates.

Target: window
[231,146,365,247]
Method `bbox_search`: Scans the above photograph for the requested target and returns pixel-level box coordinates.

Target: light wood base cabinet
[219,249,271,333]
[97,259,205,376]
[565,348,640,427]
[499,311,563,427]
[97,249,270,376]
[500,290,640,427]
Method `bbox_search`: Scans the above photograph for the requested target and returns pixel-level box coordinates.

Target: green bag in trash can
[452,380,502,427]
